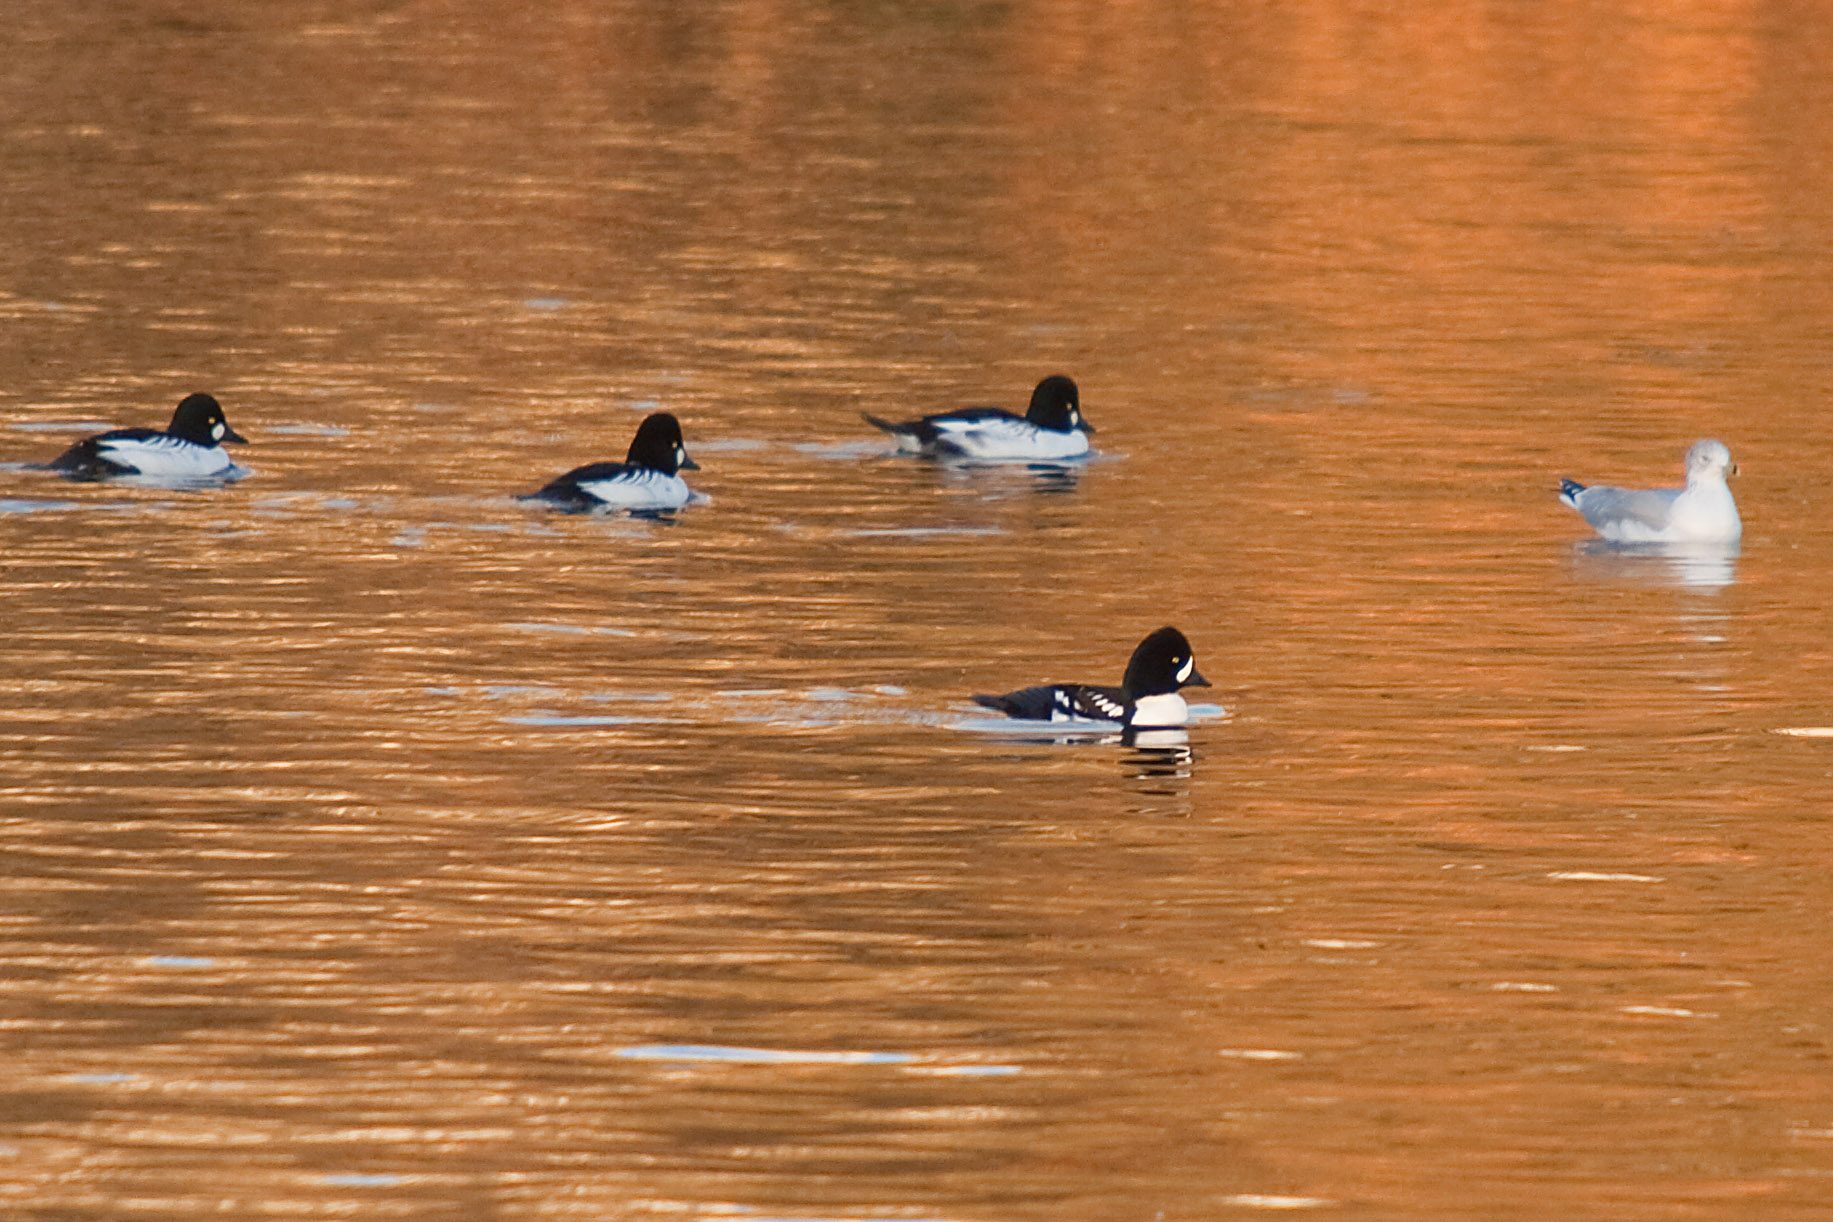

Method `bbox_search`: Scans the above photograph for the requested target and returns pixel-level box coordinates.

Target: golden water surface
[5,1,1833,1217]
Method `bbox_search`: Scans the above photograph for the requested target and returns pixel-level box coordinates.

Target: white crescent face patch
[211,421,226,440]
[1175,656,1194,684]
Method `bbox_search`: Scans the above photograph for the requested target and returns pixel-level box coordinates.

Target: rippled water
[7,1,1833,1217]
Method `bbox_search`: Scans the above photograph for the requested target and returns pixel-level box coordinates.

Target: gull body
[1559,439,1740,545]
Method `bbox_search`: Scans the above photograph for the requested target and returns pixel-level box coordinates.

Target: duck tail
[862,413,912,437]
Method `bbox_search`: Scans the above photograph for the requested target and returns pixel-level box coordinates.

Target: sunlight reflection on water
[4,1,1833,1219]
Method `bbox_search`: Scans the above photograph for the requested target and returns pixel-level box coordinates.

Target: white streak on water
[264,423,351,436]
[615,1043,913,1066]
[505,622,637,637]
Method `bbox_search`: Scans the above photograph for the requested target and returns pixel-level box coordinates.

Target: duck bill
[1185,666,1211,688]
[1080,420,1096,435]
[678,455,700,471]
[223,426,249,445]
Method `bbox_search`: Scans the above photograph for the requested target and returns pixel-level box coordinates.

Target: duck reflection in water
[934,458,1086,495]
[1568,539,1739,592]
[977,724,1196,779]
[1122,727,1195,780]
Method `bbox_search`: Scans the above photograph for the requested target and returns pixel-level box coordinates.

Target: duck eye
[1175,656,1194,683]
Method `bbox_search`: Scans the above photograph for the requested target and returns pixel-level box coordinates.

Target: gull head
[1685,439,1737,482]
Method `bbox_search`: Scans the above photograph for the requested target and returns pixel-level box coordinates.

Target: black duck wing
[972,683,1127,722]
[866,407,1020,450]
[49,427,160,478]
[522,460,629,507]
[972,684,1059,719]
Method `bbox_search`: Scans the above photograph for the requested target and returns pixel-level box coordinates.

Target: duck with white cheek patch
[49,392,248,481]
[972,627,1212,729]
[522,412,701,512]
[863,374,1094,462]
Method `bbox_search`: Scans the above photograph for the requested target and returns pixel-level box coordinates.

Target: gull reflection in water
[1569,540,1739,591]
